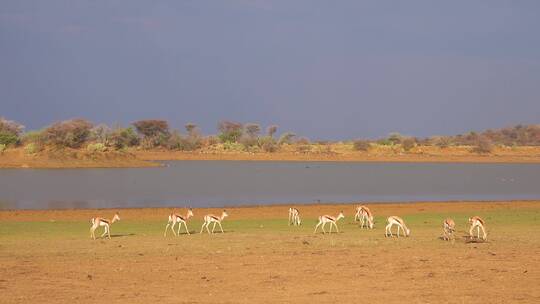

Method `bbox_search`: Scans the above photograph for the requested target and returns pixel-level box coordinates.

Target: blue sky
[1,1,539,139]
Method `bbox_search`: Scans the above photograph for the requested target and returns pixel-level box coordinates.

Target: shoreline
[1,199,537,221]
[1,145,540,169]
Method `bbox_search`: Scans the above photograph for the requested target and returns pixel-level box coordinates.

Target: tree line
[0,116,539,154]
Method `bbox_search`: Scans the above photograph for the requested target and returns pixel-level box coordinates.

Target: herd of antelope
[90,205,488,241]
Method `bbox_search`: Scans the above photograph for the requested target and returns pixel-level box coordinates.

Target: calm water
[0,161,539,210]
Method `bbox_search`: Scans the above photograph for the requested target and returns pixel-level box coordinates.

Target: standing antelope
[385,216,410,237]
[468,216,487,240]
[442,218,456,240]
[164,208,194,236]
[200,210,228,234]
[288,207,301,226]
[90,213,120,240]
[314,211,345,234]
[356,205,374,229]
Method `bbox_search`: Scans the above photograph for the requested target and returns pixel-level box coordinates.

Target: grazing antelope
[200,210,228,234]
[288,207,301,226]
[442,218,456,241]
[356,205,374,229]
[468,216,487,240]
[164,208,194,236]
[385,216,410,237]
[314,211,345,234]
[90,213,120,240]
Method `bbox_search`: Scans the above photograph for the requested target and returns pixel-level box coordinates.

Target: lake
[1,161,539,210]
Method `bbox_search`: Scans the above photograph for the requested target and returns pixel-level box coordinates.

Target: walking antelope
[200,210,228,234]
[442,218,456,241]
[468,216,487,240]
[314,211,345,234]
[356,205,374,229]
[90,213,120,240]
[385,216,410,237]
[164,208,194,236]
[288,207,301,226]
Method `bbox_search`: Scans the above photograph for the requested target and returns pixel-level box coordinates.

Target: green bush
[86,143,107,153]
[24,143,39,154]
[223,142,244,151]
[0,144,6,153]
[0,131,18,146]
[110,127,139,149]
[218,121,243,143]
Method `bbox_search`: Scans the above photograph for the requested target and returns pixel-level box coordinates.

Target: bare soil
[1,201,539,303]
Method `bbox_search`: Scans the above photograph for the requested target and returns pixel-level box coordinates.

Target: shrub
[259,136,278,152]
[296,137,310,145]
[223,142,244,151]
[44,119,93,148]
[0,144,6,154]
[0,132,18,146]
[0,117,24,146]
[387,132,402,145]
[132,120,170,138]
[24,143,40,154]
[0,117,24,136]
[244,123,261,138]
[167,131,202,151]
[218,121,243,143]
[110,127,139,149]
[91,124,111,145]
[353,140,370,151]
[377,138,393,146]
[401,138,416,152]
[435,137,452,149]
[266,125,278,138]
[278,132,296,145]
[296,145,311,153]
[185,123,198,136]
[86,143,106,153]
[472,137,494,154]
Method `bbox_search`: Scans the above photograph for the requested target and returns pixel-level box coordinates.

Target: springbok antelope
[164,208,194,236]
[356,205,374,229]
[468,216,487,240]
[200,210,228,234]
[90,213,120,240]
[385,216,410,237]
[314,211,345,234]
[288,207,301,226]
[442,218,456,240]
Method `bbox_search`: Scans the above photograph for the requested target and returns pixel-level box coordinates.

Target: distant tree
[0,117,24,146]
[109,127,139,149]
[472,137,494,154]
[90,124,112,145]
[132,120,170,148]
[185,123,199,137]
[244,123,261,139]
[353,140,370,151]
[296,137,310,145]
[278,132,296,145]
[133,120,169,138]
[401,138,416,152]
[387,132,402,145]
[44,119,93,148]
[217,120,243,143]
[266,125,278,138]
[259,136,278,152]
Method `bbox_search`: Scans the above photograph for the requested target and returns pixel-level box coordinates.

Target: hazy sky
[1,1,539,139]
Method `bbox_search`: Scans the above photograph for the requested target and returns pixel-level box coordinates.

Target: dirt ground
[1,201,539,303]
